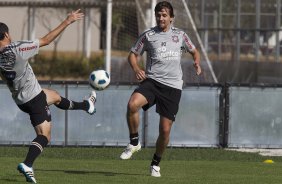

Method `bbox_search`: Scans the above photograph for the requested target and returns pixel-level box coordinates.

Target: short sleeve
[130,33,147,55]
[182,32,196,53]
[16,39,40,60]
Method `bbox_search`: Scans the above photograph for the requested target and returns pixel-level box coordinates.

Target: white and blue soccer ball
[89,70,110,90]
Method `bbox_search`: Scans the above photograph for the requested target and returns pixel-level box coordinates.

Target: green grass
[1,147,282,184]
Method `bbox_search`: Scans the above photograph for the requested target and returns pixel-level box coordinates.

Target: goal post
[181,0,218,83]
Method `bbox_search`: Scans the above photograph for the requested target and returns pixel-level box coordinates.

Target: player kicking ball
[120,1,201,177]
[0,9,96,183]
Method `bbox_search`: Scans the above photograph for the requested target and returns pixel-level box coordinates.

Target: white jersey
[131,26,196,90]
[0,40,41,105]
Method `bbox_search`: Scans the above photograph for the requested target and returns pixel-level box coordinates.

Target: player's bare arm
[191,48,201,75]
[128,52,146,81]
[39,9,84,47]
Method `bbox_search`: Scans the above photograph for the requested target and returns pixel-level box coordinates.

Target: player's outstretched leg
[46,88,97,115]
[17,163,37,183]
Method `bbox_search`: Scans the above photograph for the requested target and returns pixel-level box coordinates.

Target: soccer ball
[89,70,110,90]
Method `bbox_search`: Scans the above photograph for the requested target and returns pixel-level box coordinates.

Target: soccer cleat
[87,91,96,115]
[120,142,141,160]
[17,163,37,183]
[150,165,161,177]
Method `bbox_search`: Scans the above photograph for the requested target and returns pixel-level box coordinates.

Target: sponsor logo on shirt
[156,46,180,61]
[19,45,38,52]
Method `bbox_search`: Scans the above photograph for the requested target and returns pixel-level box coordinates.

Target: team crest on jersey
[172,35,179,43]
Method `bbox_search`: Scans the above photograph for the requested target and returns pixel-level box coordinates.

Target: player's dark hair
[154,1,174,18]
[0,22,9,41]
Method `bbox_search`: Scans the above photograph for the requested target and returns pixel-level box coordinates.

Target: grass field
[1,147,282,184]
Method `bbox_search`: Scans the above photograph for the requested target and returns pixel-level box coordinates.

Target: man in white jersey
[120,1,201,177]
[0,9,96,183]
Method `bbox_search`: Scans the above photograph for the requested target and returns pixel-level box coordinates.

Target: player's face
[155,8,173,32]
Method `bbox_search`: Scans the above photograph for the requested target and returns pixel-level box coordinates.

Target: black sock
[55,97,88,111]
[72,101,89,111]
[129,133,139,146]
[151,153,161,166]
[24,135,48,167]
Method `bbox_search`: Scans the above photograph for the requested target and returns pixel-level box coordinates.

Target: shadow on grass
[0,175,25,183]
[0,178,20,183]
[36,168,143,176]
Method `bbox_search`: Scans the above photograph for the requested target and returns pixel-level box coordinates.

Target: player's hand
[66,9,84,24]
[194,62,202,75]
[135,69,146,82]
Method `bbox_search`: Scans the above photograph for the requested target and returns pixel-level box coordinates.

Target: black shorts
[134,78,182,121]
[18,91,51,127]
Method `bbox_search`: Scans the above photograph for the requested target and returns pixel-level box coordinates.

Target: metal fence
[0,81,221,147]
[1,81,282,148]
[226,84,282,148]
[193,0,282,63]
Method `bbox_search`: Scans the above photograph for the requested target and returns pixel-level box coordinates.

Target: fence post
[106,0,112,74]
[64,83,68,146]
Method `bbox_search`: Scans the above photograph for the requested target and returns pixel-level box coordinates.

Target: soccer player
[0,9,96,183]
[120,1,201,177]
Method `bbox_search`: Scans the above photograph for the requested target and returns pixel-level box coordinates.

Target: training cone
[263,159,274,164]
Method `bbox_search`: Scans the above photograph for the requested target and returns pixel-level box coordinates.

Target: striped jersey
[0,39,41,104]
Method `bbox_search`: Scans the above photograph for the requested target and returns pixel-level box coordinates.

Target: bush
[32,52,104,80]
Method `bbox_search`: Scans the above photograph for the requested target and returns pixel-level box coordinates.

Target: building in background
[0,0,101,53]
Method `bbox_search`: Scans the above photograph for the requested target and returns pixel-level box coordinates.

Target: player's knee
[44,88,62,105]
[159,128,171,138]
[127,100,140,113]
[38,134,50,143]
[45,134,51,143]
[54,90,61,101]
[51,90,62,104]
[38,132,51,143]
[35,121,52,142]
[42,134,51,143]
